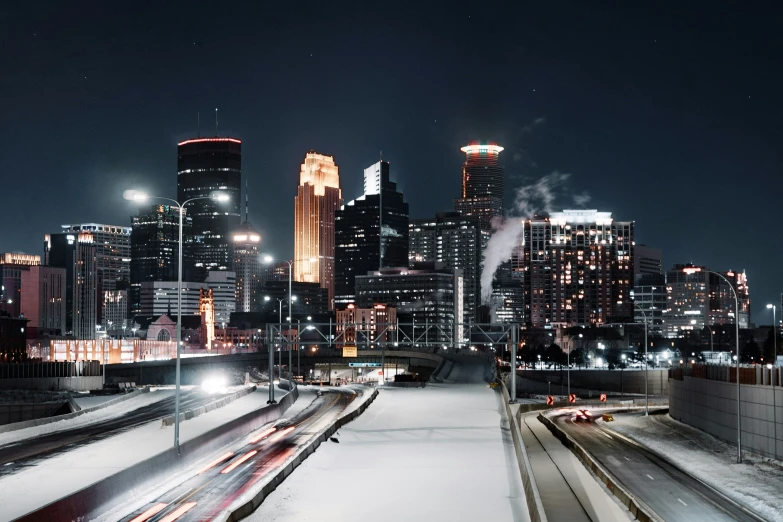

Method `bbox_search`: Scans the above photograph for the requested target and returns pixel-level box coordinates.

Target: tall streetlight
[124,189,230,452]
[767,304,777,363]
[633,302,649,416]
[567,333,582,398]
[263,255,314,387]
[683,265,742,462]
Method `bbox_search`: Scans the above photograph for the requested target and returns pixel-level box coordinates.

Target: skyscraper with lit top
[294,152,342,308]
[177,137,242,279]
[454,143,505,234]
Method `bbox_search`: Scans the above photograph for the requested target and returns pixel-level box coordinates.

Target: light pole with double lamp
[567,334,582,398]
[124,189,230,452]
[683,265,742,462]
[263,256,315,388]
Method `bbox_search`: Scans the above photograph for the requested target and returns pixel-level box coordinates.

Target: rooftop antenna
[197,112,200,138]
[215,108,219,136]
[245,178,249,223]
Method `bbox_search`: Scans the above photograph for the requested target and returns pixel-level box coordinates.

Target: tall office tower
[634,245,662,279]
[45,233,98,338]
[294,152,342,308]
[453,144,505,235]
[177,137,242,279]
[0,253,41,317]
[709,270,750,328]
[232,221,262,313]
[334,160,409,307]
[632,245,665,332]
[665,264,709,337]
[21,265,66,337]
[409,212,481,323]
[130,204,193,318]
[521,210,634,327]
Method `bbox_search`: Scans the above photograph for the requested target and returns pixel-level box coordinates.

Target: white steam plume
[480,171,579,303]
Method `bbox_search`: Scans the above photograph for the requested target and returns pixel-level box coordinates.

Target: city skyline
[1,2,780,316]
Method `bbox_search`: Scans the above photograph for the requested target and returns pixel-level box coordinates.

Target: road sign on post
[546,395,554,406]
[600,393,607,403]
[569,393,577,404]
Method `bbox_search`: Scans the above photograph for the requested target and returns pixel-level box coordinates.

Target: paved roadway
[0,389,227,476]
[115,387,359,522]
[550,410,762,522]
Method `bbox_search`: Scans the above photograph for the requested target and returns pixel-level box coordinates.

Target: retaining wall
[0,376,104,391]
[15,388,299,522]
[670,377,783,459]
[518,368,669,396]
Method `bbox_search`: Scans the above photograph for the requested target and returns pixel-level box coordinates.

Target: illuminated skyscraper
[294,152,342,308]
[45,232,98,338]
[233,221,262,313]
[454,143,505,234]
[177,137,242,279]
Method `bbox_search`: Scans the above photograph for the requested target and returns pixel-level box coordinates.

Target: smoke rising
[480,171,586,303]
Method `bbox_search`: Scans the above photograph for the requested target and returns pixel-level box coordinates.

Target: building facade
[334,160,409,306]
[409,212,481,323]
[0,253,40,317]
[130,204,193,318]
[665,264,709,337]
[177,137,242,278]
[294,152,342,308]
[521,210,634,327]
[335,303,397,347]
[453,144,504,234]
[20,265,66,338]
[260,281,329,318]
[138,271,235,326]
[45,232,98,338]
[354,264,463,343]
[232,221,262,312]
[709,270,750,329]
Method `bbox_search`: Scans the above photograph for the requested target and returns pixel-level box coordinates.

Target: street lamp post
[125,189,229,452]
[567,334,582,399]
[684,265,742,462]
[633,302,649,416]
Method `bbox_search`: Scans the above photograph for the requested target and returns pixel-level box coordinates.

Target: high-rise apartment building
[177,137,242,278]
[453,144,504,234]
[709,270,750,328]
[334,161,409,306]
[130,204,193,318]
[20,265,66,338]
[521,210,634,327]
[0,253,41,317]
[61,223,131,330]
[45,232,98,338]
[294,152,342,308]
[233,221,262,313]
[409,212,481,323]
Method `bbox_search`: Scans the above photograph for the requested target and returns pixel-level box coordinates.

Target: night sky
[1,2,781,323]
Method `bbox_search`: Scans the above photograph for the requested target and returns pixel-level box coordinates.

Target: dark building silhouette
[334,161,409,307]
[177,137,242,279]
[130,204,194,318]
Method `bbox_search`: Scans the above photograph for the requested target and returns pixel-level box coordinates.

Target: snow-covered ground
[606,412,783,521]
[245,383,529,522]
[0,385,288,522]
[0,387,175,446]
[71,393,122,409]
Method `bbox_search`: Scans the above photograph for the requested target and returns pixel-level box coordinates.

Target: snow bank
[607,413,783,521]
[244,383,528,522]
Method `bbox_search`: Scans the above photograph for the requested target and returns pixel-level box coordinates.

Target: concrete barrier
[0,376,104,392]
[160,385,257,427]
[218,387,380,522]
[537,412,660,522]
[499,380,547,522]
[14,387,299,522]
[517,369,670,396]
[0,387,150,434]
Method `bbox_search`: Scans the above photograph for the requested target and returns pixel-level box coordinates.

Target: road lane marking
[598,430,613,440]
[624,456,630,461]
[129,503,168,522]
[678,498,687,506]
[158,502,197,522]
[197,452,234,474]
[646,474,654,480]
[220,450,258,474]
